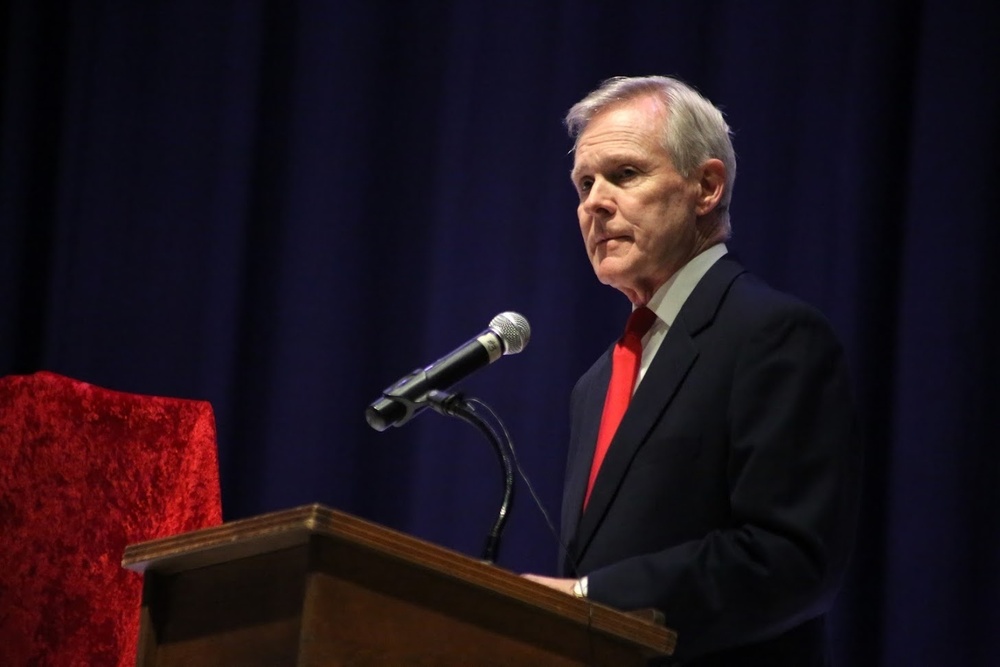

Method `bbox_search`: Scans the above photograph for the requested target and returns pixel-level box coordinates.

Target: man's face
[571,96,705,305]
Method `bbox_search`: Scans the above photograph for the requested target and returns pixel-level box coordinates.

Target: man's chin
[593,258,629,287]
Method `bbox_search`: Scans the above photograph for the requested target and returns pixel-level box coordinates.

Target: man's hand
[522,574,578,596]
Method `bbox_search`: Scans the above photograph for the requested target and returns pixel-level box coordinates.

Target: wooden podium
[122,504,675,666]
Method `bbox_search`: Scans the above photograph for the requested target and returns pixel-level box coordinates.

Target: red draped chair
[0,371,223,666]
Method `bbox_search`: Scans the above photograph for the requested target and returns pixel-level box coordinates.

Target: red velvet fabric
[0,371,223,666]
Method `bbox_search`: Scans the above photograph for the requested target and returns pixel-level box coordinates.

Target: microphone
[365,312,530,431]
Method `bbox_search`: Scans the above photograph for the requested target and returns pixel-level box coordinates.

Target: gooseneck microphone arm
[426,390,513,563]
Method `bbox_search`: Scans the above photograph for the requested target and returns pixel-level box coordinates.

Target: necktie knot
[623,306,656,343]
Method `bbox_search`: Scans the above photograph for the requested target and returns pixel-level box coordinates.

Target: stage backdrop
[2,2,998,665]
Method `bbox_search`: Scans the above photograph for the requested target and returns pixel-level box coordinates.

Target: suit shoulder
[706,272,850,363]
[725,272,834,330]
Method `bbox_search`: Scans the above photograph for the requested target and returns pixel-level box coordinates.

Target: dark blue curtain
[3,2,998,664]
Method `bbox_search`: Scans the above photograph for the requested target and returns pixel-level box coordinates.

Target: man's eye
[579,179,593,193]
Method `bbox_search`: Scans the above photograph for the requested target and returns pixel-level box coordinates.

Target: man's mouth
[597,234,630,246]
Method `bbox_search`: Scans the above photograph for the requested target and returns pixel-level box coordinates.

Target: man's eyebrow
[569,151,634,181]
[569,159,588,178]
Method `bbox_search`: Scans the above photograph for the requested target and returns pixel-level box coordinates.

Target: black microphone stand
[426,390,513,564]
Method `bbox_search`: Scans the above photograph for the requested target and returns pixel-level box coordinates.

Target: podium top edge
[121,503,676,655]
[122,503,350,572]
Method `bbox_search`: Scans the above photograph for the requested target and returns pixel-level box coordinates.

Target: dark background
[2,2,998,664]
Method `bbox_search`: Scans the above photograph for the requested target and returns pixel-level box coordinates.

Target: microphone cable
[464,397,580,578]
[466,397,596,665]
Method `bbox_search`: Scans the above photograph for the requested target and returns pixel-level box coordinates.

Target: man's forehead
[571,145,645,177]
[571,112,664,175]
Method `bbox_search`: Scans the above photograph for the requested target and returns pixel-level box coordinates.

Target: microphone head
[488,312,530,355]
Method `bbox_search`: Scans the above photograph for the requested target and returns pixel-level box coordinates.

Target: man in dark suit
[524,76,862,665]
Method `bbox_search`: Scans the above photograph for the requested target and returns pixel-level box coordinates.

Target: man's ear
[694,159,726,216]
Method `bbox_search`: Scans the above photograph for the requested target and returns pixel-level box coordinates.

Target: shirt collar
[644,243,728,327]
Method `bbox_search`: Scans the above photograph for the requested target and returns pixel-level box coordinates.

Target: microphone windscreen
[489,312,530,354]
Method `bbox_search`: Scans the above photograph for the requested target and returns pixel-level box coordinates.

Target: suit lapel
[569,329,698,561]
[567,255,747,568]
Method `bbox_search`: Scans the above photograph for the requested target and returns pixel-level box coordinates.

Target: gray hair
[565,76,736,230]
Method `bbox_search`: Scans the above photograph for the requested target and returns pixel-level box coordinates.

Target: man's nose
[582,180,616,219]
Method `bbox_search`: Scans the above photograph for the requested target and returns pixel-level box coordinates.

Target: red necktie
[583,306,657,510]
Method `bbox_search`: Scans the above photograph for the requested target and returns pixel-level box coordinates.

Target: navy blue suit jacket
[560,255,862,665]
